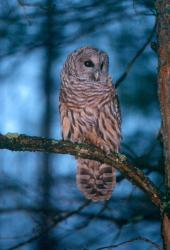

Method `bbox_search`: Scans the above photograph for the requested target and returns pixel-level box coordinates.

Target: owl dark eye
[84,60,94,67]
[100,62,104,70]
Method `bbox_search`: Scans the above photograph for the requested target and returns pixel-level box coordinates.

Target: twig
[17,0,32,25]
[0,133,162,209]
[17,0,48,10]
[74,202,108,230]
[115,22,156,88]
[96,236,163,250]
[132,0,156,16]
[5,200,90,250]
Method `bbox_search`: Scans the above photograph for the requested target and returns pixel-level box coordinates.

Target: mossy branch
[0,133,162,209]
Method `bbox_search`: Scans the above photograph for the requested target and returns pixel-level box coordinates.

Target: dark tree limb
[0,133,162,210]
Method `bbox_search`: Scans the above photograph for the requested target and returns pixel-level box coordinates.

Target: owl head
[62,46,109,83]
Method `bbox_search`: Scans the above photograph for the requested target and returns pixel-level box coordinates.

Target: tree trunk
[38,0,55,249]
[156,0,170,249]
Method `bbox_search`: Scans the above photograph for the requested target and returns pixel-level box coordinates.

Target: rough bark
[156,0,170,249]
[0,133,162,209]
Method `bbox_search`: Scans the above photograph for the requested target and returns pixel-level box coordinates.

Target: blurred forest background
[0,0,163,249]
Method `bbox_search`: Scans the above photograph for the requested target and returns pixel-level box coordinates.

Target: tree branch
[0,133,162,209]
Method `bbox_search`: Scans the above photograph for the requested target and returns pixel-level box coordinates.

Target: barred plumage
[59,47,121,201]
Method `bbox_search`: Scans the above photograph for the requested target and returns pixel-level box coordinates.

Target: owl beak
[94,71,100,81]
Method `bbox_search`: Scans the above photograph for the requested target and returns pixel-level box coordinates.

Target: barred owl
[59,47,121,201]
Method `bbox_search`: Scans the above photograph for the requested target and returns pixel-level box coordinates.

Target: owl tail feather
[76,158,116,202]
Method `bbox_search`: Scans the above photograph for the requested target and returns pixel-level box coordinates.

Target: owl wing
[113,90,121,131]
[111,87,121,150]
[92,84,121,153]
